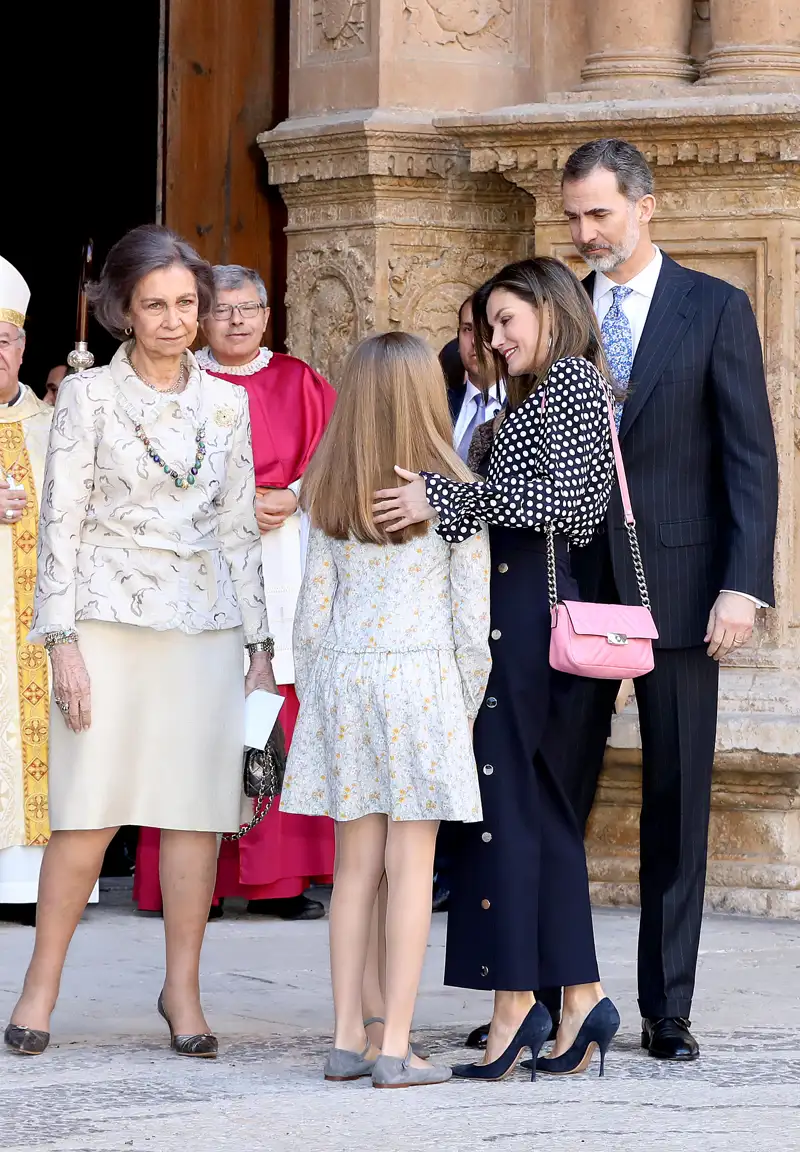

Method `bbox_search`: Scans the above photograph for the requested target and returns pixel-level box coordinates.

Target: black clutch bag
[224,722,287,841]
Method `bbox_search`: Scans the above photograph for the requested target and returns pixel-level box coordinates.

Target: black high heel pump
[451,1001,552,1081]
[531,997,620,1077]
[157,991,218,1058]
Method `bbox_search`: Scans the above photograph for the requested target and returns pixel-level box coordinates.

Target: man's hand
[0,479,27,525]
[255,487,298,533]
[373,467,435,533]
[704,592,757,661]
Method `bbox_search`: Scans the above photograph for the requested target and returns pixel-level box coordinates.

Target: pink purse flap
[560,600,659,641]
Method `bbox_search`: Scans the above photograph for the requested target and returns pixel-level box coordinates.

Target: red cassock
[133,352,337,910]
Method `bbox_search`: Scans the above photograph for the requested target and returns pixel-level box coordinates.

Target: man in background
[442,296,504,463]
[42,365,67,406]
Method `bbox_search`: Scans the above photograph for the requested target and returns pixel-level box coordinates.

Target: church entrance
[3,1,287,395]
[3,3,162,389]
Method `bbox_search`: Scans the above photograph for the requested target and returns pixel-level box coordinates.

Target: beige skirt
[49,621,245,833]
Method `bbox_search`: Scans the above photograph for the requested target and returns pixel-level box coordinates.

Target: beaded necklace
[118,362,207,490]
[133,420,206,489]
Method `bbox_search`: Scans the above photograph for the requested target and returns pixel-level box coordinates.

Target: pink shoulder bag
[548,391,658,679]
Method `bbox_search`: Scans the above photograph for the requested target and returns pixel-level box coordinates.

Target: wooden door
[162,0,288,347]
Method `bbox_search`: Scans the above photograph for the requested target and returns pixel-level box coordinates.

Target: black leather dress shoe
[641,1017,699,1061]
[247,894,325,920]
[465,1023,490,1050]
[0,903,36,928]
[207,899,225,921]
[432,880,450,913]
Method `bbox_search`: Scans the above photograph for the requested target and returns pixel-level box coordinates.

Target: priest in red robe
[134,265,336,920]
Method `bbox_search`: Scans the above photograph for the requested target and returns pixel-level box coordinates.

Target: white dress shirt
[592,245,763,611]
[593,246,663,357]
[452,376,505,458]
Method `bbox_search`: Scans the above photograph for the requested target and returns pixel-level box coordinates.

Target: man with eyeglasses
[134,265,337,923]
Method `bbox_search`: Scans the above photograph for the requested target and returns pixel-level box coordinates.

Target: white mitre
[0,254,30,329]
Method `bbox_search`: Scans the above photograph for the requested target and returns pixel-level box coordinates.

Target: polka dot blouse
[424,356,615,547]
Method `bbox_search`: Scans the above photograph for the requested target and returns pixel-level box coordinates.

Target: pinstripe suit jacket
[572,252,779,649]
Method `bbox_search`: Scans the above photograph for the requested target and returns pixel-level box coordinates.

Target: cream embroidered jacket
[29,345,270,644]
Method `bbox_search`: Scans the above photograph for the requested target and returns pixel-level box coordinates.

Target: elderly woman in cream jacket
[4,225,276,1059]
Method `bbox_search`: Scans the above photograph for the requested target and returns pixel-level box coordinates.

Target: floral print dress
[280,525,491,823]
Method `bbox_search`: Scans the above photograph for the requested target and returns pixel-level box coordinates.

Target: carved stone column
[700,0,800,89]
[259,119,533,381]
[579,0,698,91]
[444,96,800,916]
[259,0,539,382]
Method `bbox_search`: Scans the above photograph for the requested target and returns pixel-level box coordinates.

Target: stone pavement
[1,888,799,1152]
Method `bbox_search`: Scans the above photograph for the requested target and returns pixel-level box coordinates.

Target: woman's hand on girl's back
[373,467,435,533]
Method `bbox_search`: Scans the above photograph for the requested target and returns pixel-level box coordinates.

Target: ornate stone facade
[261,0,800,917]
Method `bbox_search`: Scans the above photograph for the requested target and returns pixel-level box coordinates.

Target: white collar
[463,374,504,406]
[0,382,24,408]
[593,246,662,305]
[463,376,482,404]
[195,346,273,376]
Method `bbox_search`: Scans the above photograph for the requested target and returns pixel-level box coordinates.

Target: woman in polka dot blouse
[374,257,620,1080]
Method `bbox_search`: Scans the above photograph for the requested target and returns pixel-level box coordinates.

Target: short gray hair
[562,139,655,202]
[88,224,215,340]
[212,265,268,307]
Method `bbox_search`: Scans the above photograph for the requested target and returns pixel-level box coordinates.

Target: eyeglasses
[212,302,266,320]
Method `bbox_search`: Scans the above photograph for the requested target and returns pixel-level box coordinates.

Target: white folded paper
[244,689,284,751]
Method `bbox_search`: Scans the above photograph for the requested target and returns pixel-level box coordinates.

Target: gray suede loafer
[324,1040,376,1082]
[372,1048,452,1089]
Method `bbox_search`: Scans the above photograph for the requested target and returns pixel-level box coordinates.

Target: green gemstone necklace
[119,354,207,489]
[133,420,206,489]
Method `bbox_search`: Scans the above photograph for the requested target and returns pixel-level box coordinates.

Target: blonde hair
[301,331,473,544]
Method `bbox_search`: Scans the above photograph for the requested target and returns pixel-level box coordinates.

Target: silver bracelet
[43,629,79,652]
[246,638,275,658]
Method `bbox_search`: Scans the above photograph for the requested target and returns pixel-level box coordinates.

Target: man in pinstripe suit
[558,139,779,1061]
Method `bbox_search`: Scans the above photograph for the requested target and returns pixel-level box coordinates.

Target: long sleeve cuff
[719,589,768,609]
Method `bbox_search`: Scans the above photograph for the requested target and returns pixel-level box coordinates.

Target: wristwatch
[246,638,275,659]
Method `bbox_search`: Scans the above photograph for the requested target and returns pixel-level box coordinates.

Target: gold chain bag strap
[223,721,288,842]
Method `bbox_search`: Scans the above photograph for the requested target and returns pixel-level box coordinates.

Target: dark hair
[562,138,654,202]
[471,257,612,410]
[438,337,464,392]
[436,295,475,391]
[457,294,473,327]
[88,224,215,339]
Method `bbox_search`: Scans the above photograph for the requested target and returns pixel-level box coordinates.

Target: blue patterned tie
[600,285,634,431]
[457,393,485,462]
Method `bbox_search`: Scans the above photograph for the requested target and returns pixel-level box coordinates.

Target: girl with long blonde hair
[280,331,491,1089]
